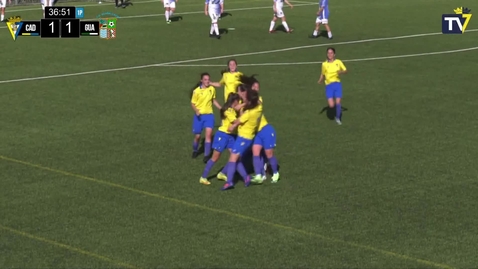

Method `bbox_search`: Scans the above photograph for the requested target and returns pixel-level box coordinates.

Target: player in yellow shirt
[199,93,243,185]
[318,47,347,125]
[221,85,262,191]
[191,73,222,162]
[210,59,243,102]
[238,75,280,184]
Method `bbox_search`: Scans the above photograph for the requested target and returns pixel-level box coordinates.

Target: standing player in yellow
[191,73,222,162]
[221,86,262,191]
[318,47,347,125]
[210,59,243,102]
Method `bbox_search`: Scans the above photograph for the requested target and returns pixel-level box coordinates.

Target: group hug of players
[161,0,333,39]
[191,49,347,190]
[190,60,280,190]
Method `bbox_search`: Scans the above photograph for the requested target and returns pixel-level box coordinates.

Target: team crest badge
[6,16,23,41]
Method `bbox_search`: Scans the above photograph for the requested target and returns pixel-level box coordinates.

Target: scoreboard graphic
[6,7,118,40]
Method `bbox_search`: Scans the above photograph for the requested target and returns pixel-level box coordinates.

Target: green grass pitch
[1,0,478,267]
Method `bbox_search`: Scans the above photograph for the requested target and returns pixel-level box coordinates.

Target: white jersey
[163,0,175,8]
[0,0,6,8]
[206,0,223,12]
[273,0,284,18]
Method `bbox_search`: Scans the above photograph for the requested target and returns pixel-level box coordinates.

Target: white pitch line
[0,2,316,29]
[159,47,478,67]
[0,29,477,84]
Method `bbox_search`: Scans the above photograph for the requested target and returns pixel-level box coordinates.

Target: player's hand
[289,4,293,8]
[317,80,322,84]
[205,11,208,16]
[196,112,200,116]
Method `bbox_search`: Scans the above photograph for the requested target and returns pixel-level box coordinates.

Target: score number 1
[60,19,80,38]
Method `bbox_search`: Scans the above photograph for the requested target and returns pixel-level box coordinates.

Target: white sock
[1,15,4,21]
[282,21,289,32]
[165,11,170,21]
[269,21,275,31]
[213,23,219,35]
[313,30,318,36]
[328,31,332,38]
[210,24,214,34]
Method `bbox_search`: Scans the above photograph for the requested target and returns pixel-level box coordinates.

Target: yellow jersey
[257,96,268,131]
[321,59,347,85]
[191,86,216,114]
[237,105,262,139]
[218,108,237,134]
[220,71,243,101]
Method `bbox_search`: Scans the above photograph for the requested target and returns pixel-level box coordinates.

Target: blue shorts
[253,124,276,150]
[212,131,235,153]
[231,136,253,156]
[325,82,342,99]
[192,114,214,135]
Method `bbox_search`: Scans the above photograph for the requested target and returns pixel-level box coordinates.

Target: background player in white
[163,0,177,24]
[205,0,223,39]
[0,0,11,22]
[42,0,55,18]
[311,0,332,39]
[269,0,293,33]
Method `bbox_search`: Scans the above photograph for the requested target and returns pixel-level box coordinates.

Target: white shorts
[0,0,6,8]
[209,6,220,23]
[163,1,175,8]
[316,17,328,24]
[273,3,284,18]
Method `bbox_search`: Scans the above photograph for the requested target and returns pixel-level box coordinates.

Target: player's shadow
[220,12,232,18]
[317,30,329,38]
[121,0,133,7]
[219,28,229,35]
[320,106,348,120]
[171,16,183,22]
[274,25,288,33]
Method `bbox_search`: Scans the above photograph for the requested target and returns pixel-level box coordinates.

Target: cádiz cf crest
[6,16,23,41]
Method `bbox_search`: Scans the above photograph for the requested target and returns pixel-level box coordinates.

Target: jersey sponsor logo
[442,7,472,34]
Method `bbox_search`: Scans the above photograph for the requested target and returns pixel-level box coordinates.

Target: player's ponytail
[244,89,260,111]
[220,93,240,119]
[239,74,259,87]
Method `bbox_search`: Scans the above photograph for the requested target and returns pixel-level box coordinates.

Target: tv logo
[442,7,472,34]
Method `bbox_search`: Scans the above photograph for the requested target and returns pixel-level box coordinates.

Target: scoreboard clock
[45,7,76,19]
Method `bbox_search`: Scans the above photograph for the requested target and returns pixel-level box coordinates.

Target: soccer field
[1,0,478,267]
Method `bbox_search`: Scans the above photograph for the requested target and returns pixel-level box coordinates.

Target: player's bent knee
[265,149,274,159]
[252,145,262,156]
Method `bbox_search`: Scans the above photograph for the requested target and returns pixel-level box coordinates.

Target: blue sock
[220,165,227,174]
[226,161,236,184]
[253,156,262,175]
[193,141,199,152]
[204,142,211,156]
[202,160,215,178]
[268,156,278,174]
[236,161,248,180]
[336,103,342,119]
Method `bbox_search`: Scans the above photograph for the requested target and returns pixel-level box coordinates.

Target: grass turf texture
[1,0,478,267]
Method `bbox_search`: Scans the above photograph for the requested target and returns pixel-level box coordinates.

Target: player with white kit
[205,0,223,39]
[269,0,293,33]
[41,0,55,18]
[311,0,332,39]
[163,0,177,24]
[0,0,11,22]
